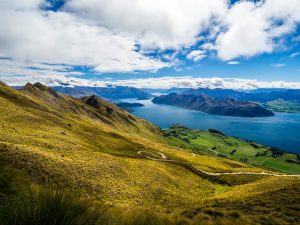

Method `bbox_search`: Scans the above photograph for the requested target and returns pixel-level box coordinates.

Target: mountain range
[0,81,299,224]
[53,85,152,100]
[180,88,300,103]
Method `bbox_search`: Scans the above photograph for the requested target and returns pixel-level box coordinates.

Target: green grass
[263,99,300,113]
[165,125,300,174]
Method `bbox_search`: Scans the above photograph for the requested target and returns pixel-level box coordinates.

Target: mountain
[0,81,299,224]
[182,88,300,103]
[140,87,192,95]
[53,85,152,100]
[152,93,274,117]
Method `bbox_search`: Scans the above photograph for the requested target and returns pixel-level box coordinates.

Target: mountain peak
[83,95,100,109]
[23,82,59,98]
[23,82,35,91]
[33,82,48,91]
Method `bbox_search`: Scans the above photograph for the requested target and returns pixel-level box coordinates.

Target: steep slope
[0,81,223,208]
[21,82,160,138]
[152,93,274,117]
[0,81,299,224]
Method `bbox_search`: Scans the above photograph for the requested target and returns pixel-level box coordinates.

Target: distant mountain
[182,88,300,103]
[140,87,192,95]
[152,93,274,117]
[53,86,152,100]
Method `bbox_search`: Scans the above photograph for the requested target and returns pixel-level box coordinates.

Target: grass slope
[0,81,299,224]
[165,125,300,174]
[263,99,300,113]
[0,82,219,208]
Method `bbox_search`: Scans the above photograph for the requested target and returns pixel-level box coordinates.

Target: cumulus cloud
[0,0,300,84]
[0,59,85,85]
[186,50,206,61]
[6,76,298,90]
[215,0,300,60]
[0,0,169,76]
[101,77,300,90]
[65,0,228,50]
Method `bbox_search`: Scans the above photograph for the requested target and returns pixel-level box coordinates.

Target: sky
[0,0,300,89]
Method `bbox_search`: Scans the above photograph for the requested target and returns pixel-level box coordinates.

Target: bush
[0,167,22,201]
[121,210,190,225]
[0,165,107,225]
[0,186,107,225]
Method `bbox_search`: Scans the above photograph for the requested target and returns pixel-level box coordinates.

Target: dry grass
[0,81,300,224]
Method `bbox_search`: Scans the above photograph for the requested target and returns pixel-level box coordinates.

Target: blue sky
[0,0,300,89]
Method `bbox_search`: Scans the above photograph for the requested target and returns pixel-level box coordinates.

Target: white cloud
[215,0,300,60]
[290,52,300,58]
[12,76,298,90]
[0,0,300,84]
[0,59,85,85]
[227,61,240,65]
[0,0,169,76]
[65,0,228,50]
[3,70,300,90]
[109,77,300,90]
[186,50,206,61]
[272,63,285,68]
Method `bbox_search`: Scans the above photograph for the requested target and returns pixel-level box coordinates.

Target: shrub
[0,186,108,225]
[0,166,25,201]
[121,210,190,225]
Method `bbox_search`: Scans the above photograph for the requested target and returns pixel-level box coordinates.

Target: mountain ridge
[53,85,153,100]
[152,93,274,117]
[0,81,299,224]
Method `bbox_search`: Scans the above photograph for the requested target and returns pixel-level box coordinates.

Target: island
[152,93,274,117]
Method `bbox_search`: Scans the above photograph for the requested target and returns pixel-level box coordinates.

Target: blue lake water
[123,98,300,154]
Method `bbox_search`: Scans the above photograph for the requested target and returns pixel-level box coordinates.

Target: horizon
[1,0,300,89]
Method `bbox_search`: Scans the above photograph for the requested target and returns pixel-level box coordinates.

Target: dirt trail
[137,151,300,177]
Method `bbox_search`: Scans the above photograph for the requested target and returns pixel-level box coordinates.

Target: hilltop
[0,81,299,224]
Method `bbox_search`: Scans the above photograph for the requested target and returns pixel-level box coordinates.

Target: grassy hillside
[165,125,300,174]
[263,99,300,113]
[0,81,299,224]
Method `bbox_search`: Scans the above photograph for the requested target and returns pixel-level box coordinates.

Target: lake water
[123,98,300,154]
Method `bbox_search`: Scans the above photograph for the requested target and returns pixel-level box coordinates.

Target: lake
[122,98,300,154]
